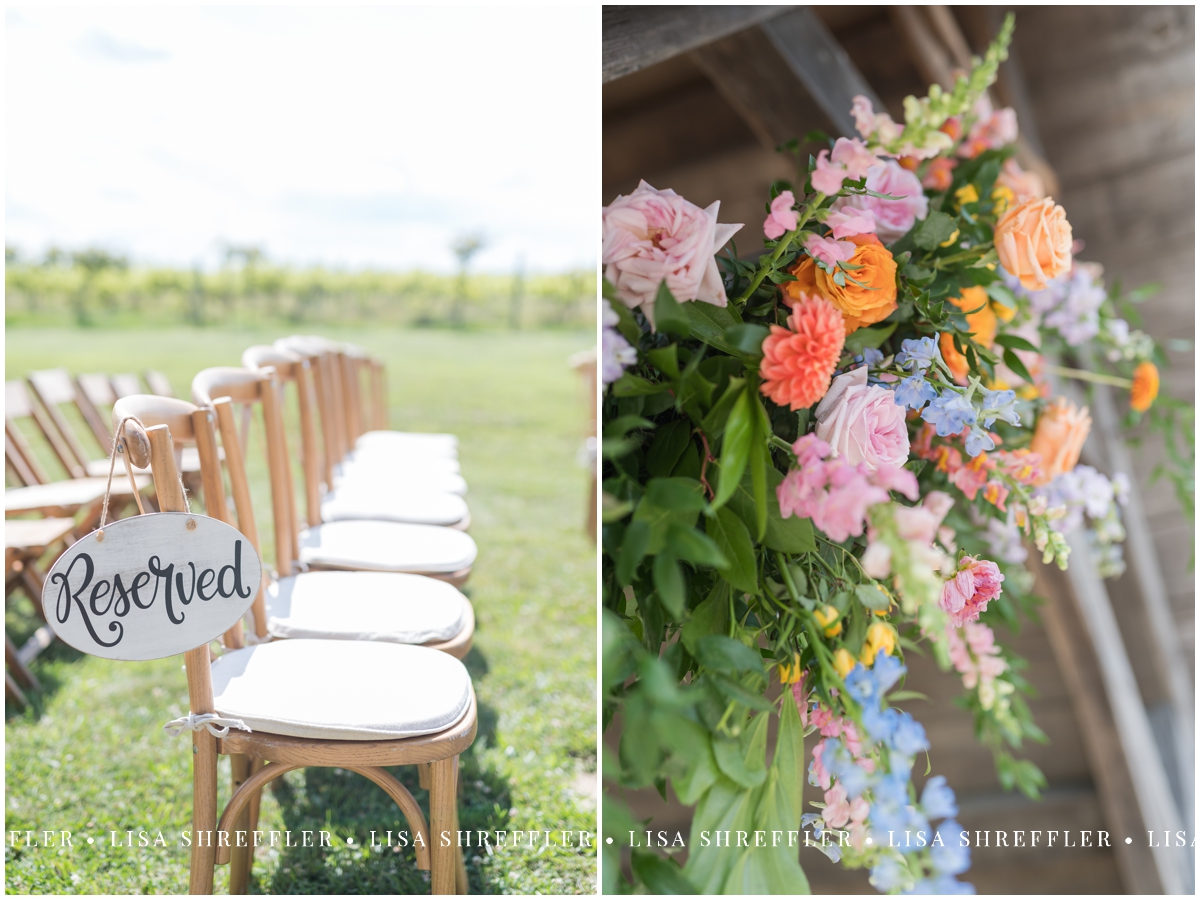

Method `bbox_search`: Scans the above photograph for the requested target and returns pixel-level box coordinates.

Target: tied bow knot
[163,713,252,738]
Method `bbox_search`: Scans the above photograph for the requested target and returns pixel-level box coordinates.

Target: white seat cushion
[356,430,458,458]
[321,487,469,527]
[266,571,468,643]
[212,639,472,740]
[335,460,468,497]
[84,446,209,478]
[298,521,477,574]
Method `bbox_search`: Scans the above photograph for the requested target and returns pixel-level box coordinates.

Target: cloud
[77,29,170,63]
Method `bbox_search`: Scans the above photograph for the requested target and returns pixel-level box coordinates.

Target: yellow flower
[833,648,856,679]
[814,604,843,638]
[992,184,1016,215]
[861,621,897,669]
[871,584,893,616]
[778,653,803,685]
[1130,361,1159,413]
[939,228,960,248]
[955,184,979,207]
[1017,383,1040,400]
[991,300,1017,323]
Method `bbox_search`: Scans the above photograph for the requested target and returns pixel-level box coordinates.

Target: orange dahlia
[782,234,898,335]
[760,294,845,410]
[939,286,998,384]
[1130,361,1159,413]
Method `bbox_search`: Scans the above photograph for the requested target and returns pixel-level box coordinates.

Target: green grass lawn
[5,326,598,894]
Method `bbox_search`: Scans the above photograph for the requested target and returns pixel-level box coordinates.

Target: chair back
[28,368,106,466]
[110,373,146,398]
[6,378,80,480]
[275,336,356,464]
[38,416,259,668]
[144,370,177,397]
[75,373,120,445]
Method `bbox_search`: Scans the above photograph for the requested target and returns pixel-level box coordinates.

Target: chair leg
[5,670,28,710]
[418,762,431,790]
[189,731,219,894]
[452,759,468,894]
[228,754,253,894]
[429,757,459,895]
[247,758,266,834]
[5,631,40,691]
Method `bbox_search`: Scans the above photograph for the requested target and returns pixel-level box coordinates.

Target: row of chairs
[9,337,479,894]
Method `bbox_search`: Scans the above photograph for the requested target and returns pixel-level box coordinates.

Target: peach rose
[813,367,910,471]
[939,286,998,384]
[783,233,898,335]
[1029,397,1091,485]
[994,197,1072,291]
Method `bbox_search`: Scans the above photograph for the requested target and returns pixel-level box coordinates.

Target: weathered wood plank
[602,5,788,82]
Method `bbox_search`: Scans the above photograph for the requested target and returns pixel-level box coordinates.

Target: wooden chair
[112,394,475,658]
[144,369,177,397]
[4,516,75,708]
[110,372,148,399]
[57,419,475,893]
[241,346,470,529]
[190,367,477,588]
[5,381,149,525]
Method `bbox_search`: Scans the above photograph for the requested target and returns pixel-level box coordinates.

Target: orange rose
[994,197,1072,291]
[783,233,898,335]
[938,286,998,384]
[1130,361,1159,413]
[1029,397,1091,485]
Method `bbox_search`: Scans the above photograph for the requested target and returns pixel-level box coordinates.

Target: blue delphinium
[870,857,909,893]
[920,776,959,819]
[890,711,930,756]
[963,426,996,458]
[895,336,942,372]
[856,347,885,368]
[921,392,977,436]
[978,387,1020,427]
[930,821,971,875]
[894,375,939,411]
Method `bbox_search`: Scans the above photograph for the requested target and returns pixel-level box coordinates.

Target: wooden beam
[603,6,788,82]
[761,7,883,136]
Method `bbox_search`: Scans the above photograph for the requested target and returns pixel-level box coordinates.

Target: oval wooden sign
[40,513,262,661]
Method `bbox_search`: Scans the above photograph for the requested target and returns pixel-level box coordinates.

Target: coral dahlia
[760,294,845,410]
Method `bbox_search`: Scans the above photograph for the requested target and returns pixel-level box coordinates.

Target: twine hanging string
[96,416,191,536]
[163,712,252,738]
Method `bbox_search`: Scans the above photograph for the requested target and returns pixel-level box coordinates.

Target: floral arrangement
[600,15,1191,895]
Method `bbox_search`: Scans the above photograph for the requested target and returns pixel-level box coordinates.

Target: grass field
[5,326,598,894]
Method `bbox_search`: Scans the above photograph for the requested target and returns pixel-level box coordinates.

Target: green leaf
[712,711,768,788]
[644,477,708,512]
[994,333,1038,352]
[1002,347,1033,383]
[633,494,700,555]
[683,776,766,892]
[695,634,765,675]
[669,723,721,806]
[600,438,637,459]
[986,281,1017,310]
[677,367,717,418]
[664,523,728,568]
[645,418,692,477]
[710,673,775,712]
[684,302,743,355]
[632,850,698,894]
[706,507,758,592]
[681,584,729,656]
[616,519,650,585]
[843,321,897,353]
[603,415,654,439]
[646,344,681,380]
[653,552,686,618]
[912,211,958,250]
[613,373,667,397]
[855,583,891,611]
[713,385,753,509]
[700,376,745,439]
[888,690,931,702]
[655,282,692,336]
[724,323,770,359]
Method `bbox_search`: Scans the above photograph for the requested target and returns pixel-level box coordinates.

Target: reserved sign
[40,513,262,661]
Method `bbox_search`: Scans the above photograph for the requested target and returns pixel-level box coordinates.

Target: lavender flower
[601,299,638,384]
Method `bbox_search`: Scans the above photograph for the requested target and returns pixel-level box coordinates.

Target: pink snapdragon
[811,137,877,196]
[832,159,929,244]
[940,555,1005,626]
[803,233,855,267]
[777,434,916,542]
[764,190,799,239]
[824,207,876,239]
[946,620,1009,691]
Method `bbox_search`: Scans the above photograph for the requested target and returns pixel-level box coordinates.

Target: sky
[5,5,599,273]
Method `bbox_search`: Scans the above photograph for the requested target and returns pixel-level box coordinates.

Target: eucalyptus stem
[734,193,825,304]
[1046,364,1133,389]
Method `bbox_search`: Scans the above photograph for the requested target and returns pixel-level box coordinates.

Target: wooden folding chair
[4,516,75,708]
[190,367,477,588]
[242,346,469,529]
[55,421,475,893]
[110,372,148,399]
[144,369,177,397]
[112,394,475,658]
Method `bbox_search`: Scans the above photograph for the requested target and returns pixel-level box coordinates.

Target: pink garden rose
[811,137,877,196]
[813,367,910,471]
[602,180,743,327]
[940,555,1004,626]
[764,190,799,239]
[833,159,928,244]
